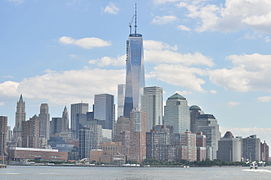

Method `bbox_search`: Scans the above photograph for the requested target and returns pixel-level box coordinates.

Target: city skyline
[1,0,271,146]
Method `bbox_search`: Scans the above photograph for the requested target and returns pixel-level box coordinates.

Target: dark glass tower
[123,5,145,117]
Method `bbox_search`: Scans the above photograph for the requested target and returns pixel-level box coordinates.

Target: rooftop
[168,93,186,100]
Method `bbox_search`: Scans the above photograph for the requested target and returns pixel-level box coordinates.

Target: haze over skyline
[1,0,271,144]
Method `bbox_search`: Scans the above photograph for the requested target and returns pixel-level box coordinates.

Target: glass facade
[123,34,145,117]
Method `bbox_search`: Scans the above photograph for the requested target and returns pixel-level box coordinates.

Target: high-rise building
[114,116,131,155]
[118,84,125,118]
[50,117,62,136]
[146,125,176,161]
[39,103,50,140]
[196,132,207,161]
[22,115,41,148]
[61,106,69,132]
[71,103,89,139]
[123,9,145,117]
[190,105,203,133]
[0,116,8,156]
[179,131,197,162]
[128,110,147,162]
[217,131,242,162]
[164,93,190,134]
[79,120,102,159]
[13,95,26,146]
[142,86,163,131]
[94,94,115,130]
[196,114,221,160]
[260,141,269,162]
[242,135,261,161]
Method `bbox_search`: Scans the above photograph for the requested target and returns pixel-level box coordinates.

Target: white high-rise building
[142,86,163,131]
[117,84,125,118]
[164,93,190,134]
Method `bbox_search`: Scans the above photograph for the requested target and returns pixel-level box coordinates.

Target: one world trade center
[123,5,145,118]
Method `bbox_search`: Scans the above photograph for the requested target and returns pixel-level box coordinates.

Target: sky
[1,0,271,144]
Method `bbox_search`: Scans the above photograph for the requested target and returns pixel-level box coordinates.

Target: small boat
[0,164,7,168]
[249,161,258,169]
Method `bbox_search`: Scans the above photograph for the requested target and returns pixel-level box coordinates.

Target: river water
[0,166,270,180]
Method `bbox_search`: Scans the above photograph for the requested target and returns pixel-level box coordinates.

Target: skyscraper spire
[134,3,137,34]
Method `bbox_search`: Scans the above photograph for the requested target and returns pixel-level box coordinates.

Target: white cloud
[257,96,271,103]
[177,25,191,31]
[176,90,192,95]
[152,16,178,25]
[209,53,271,92]
[228,101,240,107]
[89,55,126,67]
[149,64,206,92]
[104,3,119,15]
[59,36,111,49]
[0,69,125,105]
[177,0,271,34]
[209,90,217,94]
[8,0,24,4]
[0,81,19,97]
[153,0,179,4]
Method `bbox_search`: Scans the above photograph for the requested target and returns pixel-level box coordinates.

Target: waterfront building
[8,147,68,161]
[123,9,145,118]
[196,114,221,160]
[142,86,163,131]
[261,141,269,162]
[13,95,26,147]
[190,105,203,133]
[0,116,8,156]
[94,94,115,130]
[242,135,261,161]
[146,125,176,161]
[217,131,242,162]
[71,103,89,139]
[39,103,50,140]
[117,84,125,118]
[196,132,207,161]
[164,93,190,134]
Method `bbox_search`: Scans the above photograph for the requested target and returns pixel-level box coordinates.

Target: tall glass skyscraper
[123,8,145,117]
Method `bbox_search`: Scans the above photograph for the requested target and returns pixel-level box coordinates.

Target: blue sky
[1,0,271,143]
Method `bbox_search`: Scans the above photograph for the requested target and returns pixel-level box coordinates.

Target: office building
[217,131,242,162]
[118,84,125,118]
[242,135,261,161]
[94,94,115,129]
[196,114,221,160]
[61,106,69,132]
[142,86,163,131]
[39,103,50,140]
[123,10,145,117]
[71,103,89,139]
[164,93,190,134]
[13,95,26,147]
[79,120,102,159]
[0,116,8,156]
[190,105,203,133]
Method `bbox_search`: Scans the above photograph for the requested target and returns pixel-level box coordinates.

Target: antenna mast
[134,3,137,34]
